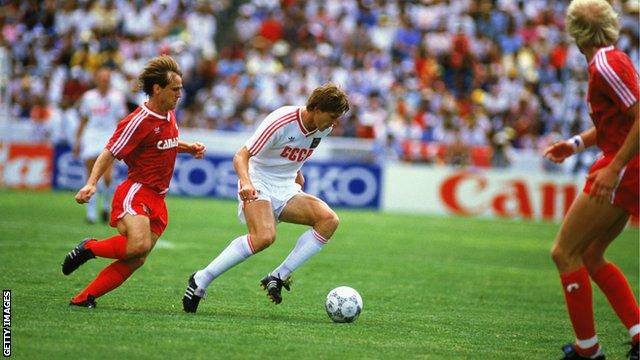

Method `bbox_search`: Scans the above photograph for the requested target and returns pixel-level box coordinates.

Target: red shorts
[110,179,169,236]
[584,154,639,216]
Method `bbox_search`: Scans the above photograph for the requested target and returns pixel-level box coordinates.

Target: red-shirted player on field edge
[543,0,639,359]
[61,55,206,308]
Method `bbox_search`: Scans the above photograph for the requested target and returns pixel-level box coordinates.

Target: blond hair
[138,55,182,96]
[306,83,350,114]
[566,0,619,49]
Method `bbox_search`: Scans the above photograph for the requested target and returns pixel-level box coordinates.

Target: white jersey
[78,88,126,159]
[245,105,332,184]
[79,88,126,137]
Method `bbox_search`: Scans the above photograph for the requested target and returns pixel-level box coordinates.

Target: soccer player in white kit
[73,67,127,224]
[183,84,350,312]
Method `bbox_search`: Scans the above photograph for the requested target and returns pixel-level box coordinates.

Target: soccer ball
[325,286,363,323]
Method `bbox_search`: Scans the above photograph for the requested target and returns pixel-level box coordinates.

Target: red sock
[86,235,128,259]
[560,267,599,356]
[71,260,134,302]
[591,262,640,344]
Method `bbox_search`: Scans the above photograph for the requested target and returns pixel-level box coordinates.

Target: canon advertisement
[384,163,592,222]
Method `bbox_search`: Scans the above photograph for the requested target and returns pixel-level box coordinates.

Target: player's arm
[543,127,597,163]
[178,140,206,159]
[588,102,639,203]
[295,170,305,188]
[75,148,115,204]
[73,116,88,157]
[233,146,257,201]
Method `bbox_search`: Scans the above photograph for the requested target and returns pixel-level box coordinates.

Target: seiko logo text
[157,137,178,150]
[279,146,314,162]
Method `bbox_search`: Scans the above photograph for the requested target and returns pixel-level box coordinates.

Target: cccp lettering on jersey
[280,146,314,162]
[157,137,178,150]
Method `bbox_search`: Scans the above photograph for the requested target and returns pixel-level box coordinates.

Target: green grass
[0,189,637,359]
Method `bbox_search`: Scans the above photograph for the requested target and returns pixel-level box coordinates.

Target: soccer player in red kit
[544,1,639,359]
[61,55,206,308]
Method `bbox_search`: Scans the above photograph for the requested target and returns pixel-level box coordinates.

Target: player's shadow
[77,304,335,326]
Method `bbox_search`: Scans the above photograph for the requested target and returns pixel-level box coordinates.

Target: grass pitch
[0,189,637,359]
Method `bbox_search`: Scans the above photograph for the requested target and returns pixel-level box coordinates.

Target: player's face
[313,110,342,131]
[157,72,182,110]
[95,69,110,92]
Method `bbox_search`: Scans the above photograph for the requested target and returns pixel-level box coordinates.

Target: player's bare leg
[279,193,339,239]
[244,200,277,252]
[551,193,627,358]
[184,200,274,312]
[551,194,626,272]
[117,214,156,259]
[261,194,339,304]
[581,214,628,273]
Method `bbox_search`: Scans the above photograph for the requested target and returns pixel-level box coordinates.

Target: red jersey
[106,103,179,195]
[587,46,639,156]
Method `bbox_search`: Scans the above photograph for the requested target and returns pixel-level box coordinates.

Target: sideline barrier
[382,162,639,226]
[52,144,382,209]
[1,138,637,226]
[0,141,52,189]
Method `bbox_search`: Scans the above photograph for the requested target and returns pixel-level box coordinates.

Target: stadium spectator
[47,93,80,148]
[182,84,349,313]
[61,55,206,308]
[544,0,639,358]
[1,0,638,169]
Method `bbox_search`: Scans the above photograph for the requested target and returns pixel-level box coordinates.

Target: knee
[550,243,569,268]
[250,231,276,251]
[550,243,581,270]
[319,211,340,233]
[126,236,152,258]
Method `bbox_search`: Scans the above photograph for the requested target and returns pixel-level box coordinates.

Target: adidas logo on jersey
[288,136,295,142]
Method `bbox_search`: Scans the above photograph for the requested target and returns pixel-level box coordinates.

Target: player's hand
[238,182,257,202]
[543,141,574,163]
[75,184,97,204]
[586,165,619,204]
[191,142,206,159]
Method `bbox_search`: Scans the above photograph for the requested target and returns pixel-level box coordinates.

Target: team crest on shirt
[310,138,321,148]
[154,127,160,134]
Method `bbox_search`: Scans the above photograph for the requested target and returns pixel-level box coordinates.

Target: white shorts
[237,180,303,224]
[80,130,110,160]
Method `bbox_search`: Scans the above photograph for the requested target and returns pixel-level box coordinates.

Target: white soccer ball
[325,286,363,323]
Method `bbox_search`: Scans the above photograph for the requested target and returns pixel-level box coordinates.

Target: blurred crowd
[1,0,639,168]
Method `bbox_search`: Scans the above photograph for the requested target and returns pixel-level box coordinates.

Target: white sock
[86,194,97,221]
[271,229,327,280]
[194,234,255,290]
[102,181,113,212]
